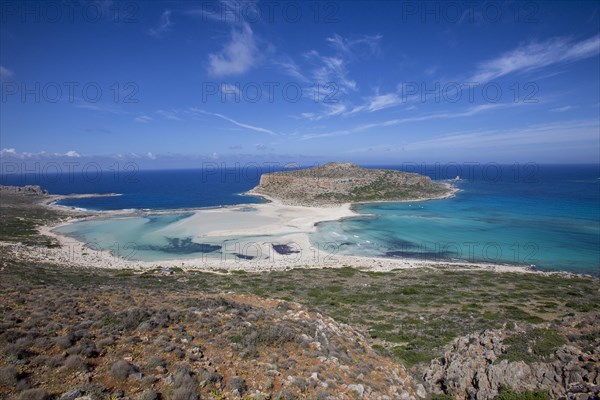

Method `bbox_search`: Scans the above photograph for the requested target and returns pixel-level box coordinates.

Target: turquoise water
[310,166,600,275]
[53,213,218,261]
[54,210,274,262]
[10,164,599,274]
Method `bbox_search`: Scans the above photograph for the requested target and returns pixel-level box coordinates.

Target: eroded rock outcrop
[423,314,600,399]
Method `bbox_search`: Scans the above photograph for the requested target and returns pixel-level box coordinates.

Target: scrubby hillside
[249,162,454,206]
[1,187,599,399]
[0,284,421,399]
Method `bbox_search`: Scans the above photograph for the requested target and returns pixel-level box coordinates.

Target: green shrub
[500,328,566,363]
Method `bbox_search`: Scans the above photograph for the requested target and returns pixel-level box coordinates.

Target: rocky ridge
[423,313,600,399]
[250,162,454,206]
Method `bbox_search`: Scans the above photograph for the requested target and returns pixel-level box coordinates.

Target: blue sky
[1,0,599,167]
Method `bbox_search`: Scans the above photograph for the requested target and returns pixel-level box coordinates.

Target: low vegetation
[0,268,419,399]
[1,188,598,398]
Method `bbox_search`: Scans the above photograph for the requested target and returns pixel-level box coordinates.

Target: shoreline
[23,188,563,276]
[3,231,579,277]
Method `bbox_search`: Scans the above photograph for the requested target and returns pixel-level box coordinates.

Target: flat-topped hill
[250,162,455,206]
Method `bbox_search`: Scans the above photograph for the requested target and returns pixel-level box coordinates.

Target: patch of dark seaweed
[136,237,222,254]
[234,253,255,260]
[272,244,301,255]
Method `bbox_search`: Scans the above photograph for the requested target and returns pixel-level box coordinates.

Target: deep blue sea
[1,168,266,210]
[2,164,598,274]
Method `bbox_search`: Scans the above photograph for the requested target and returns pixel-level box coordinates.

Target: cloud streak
[470,34,600,82]
[0,65,14,78]
[192,108,277,135]
[405,119,599,151]
[207,22,258,77]
[148,10,172,37]
[300,103,517,140]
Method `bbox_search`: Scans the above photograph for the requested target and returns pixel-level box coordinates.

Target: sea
[2,164,598,275]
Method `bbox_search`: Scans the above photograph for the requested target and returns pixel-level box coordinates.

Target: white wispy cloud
[191,108,277,135]
[292,33,379,103]
[405,119,599,151]
[550,105,572,113]
[0,65,14,78]
[470,34,600,82]
[193,0,262,77]
[64,150,81,158]
[134,115,153,123]
[302,34,599,121]
[0,148,17,156]
[156,109,182,121]
[0,148,83,158]
[208,22,258,77]
[295,33,388,120]
[354,92,404,113]
[272,56,310,82]
[148,10,172,37]
[305,50,357,93]
[300,103,348,121]
[326,33,383,57]
[300,103,518,140]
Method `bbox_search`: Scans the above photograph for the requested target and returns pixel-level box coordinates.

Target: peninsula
[248,162,456,206]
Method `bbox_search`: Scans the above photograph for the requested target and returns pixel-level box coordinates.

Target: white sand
[6,195,547,275]
[158,200,356,237]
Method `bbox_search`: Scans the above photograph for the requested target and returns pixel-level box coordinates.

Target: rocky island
[249,162,455,206]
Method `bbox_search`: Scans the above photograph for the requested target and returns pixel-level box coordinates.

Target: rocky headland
[249,162,456,206]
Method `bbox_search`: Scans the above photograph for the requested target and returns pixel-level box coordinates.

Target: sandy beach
[8,192,548,276]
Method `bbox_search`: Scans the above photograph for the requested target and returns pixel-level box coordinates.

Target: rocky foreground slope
[0,283,423,400]
[249,162,454,206]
